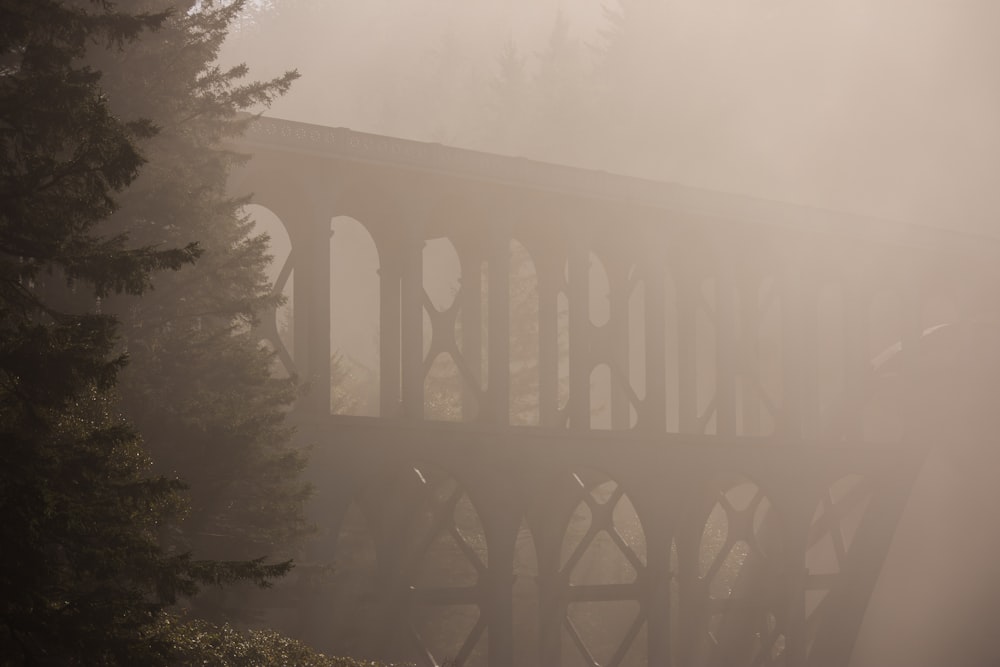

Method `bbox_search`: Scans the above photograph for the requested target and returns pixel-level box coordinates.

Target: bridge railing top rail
[239,115,1000,258]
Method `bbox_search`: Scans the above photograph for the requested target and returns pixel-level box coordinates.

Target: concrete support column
[842,276,869,442]
[609,258,631,430]
[676,268,699,434]
[378,245,401,418]
[715,246,738,436]
[400,225,425,420]
[488,227,510,425]
[538,258,561,428]
[460,248,483,421]
[643,259,667,434]
[568,235,591,430]
[296,212,331,418]
[780,261,804,440]
[740,276,762,436]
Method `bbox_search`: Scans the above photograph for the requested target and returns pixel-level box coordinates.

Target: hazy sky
[224,0,1000,236]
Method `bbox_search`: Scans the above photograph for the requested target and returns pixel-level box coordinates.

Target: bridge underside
[291,420,919,667]
[231,117,1000,667]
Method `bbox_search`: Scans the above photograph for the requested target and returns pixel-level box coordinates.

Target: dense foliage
[0,0,317,663]
[91,1,310,614]
[167,617,407,667]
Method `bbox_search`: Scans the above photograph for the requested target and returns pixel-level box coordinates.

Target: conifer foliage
[0,0,300,663]
[93,0,310,591]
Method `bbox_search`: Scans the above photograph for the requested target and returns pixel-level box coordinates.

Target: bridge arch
[330,215,380,416]
[551,469,649,667]
[243,202,296,377]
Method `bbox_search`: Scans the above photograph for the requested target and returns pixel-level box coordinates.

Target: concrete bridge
[231,116,1000,667]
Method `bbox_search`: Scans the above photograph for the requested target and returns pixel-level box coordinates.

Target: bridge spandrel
[231,116,1000,667]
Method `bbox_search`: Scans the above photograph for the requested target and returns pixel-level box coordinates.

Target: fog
[224,2,1000,665]
[226,0,1000,238]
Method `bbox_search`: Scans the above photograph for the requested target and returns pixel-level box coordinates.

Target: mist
[223,2,1000,665]
[226,0,1000,238]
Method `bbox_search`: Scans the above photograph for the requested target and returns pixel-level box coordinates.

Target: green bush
[166,617,405,667]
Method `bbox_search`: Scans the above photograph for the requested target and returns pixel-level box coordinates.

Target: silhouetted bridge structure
[232,116,1000,667]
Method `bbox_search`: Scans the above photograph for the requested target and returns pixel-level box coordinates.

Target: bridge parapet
[231,116,1000,666]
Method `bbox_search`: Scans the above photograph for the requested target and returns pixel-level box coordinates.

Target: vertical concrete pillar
[378,244,401,418]
[488,227,510,425]
[780,260,804,440]
[740,276,762,436]
[296,211,331,418]
[800,275,821,441]
[460,249,483,420]
[676,267,699,434]
[609,258,631,430]
[400,224,425,420]
[538,251,560,428]
[644,258,667,434]
[715,246,738,436]
[842,276,869,442]
[568,234,591,430]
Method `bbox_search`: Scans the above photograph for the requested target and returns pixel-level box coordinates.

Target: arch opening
[330,216,380,416]
[243,203,295,377]
[680,475,784,666]
[558,471,647,667]
[510,239,540,426]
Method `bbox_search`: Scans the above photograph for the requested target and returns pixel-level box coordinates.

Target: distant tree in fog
[485,11,594,165]
[331,350,376,416]
[487,39,529,152]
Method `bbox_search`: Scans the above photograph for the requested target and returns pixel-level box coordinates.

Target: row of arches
[245,203,964,440]
[298,462,873,667]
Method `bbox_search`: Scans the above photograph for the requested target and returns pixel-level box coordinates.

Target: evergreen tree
[478,11,595,165]
[528,11,590,164]
[588,0,675,175]
[87,0,307,620]
[0,1,289,662]
[487,39,529,153]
